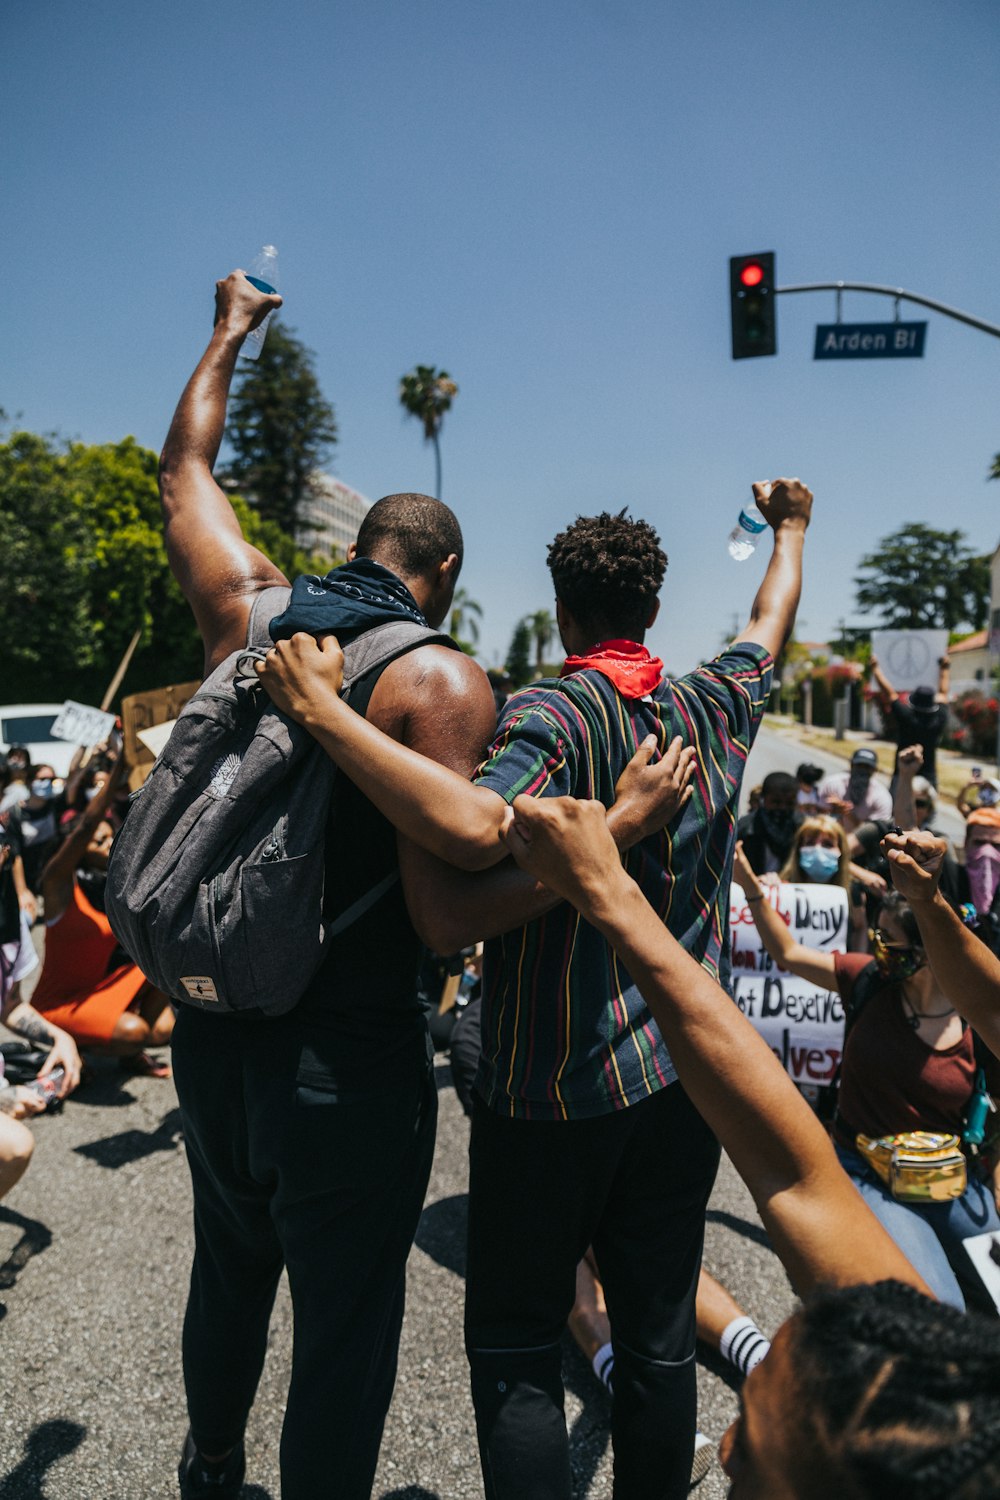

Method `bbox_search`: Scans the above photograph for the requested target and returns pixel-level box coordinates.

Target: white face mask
[84,787,100,802]
[799,844,841,881]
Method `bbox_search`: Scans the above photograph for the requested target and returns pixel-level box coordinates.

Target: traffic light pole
[775,281,1000,340]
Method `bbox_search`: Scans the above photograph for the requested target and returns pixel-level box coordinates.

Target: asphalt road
[0,1053,798,1500]
[0,721,852,1499]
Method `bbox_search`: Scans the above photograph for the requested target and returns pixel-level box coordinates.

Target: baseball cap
[850,748,879,770]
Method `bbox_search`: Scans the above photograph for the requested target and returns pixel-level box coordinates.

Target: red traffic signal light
[730,253,777,359]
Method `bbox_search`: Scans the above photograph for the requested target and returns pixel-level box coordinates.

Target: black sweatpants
[172,1005,437,1500]
[465,1082,720,1500]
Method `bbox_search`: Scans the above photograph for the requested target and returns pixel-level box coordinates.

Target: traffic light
[730,252,777,359]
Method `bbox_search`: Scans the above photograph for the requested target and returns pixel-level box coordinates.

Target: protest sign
[121,681,200,790]
[50,700,118,747]
[730,883,849,1087]
[871,629,949,694]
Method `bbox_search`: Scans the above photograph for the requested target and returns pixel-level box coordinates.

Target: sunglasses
[914,799,930,809]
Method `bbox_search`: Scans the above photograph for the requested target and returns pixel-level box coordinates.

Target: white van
[0,704,77,777]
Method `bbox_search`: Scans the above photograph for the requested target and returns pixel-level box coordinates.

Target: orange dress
[32,879,149,1043]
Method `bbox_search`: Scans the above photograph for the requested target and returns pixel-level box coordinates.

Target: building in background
[296,474,372,559]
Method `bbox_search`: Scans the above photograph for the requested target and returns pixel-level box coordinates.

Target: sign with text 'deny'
[814,321,927,359]
[730,883,848,1087]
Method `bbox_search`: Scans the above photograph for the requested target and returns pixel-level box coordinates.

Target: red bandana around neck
[560,639,664,699]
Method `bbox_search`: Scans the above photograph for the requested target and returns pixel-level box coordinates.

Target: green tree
[854,524,989,632]
[505,619,533,688]
[528,608,556,674]
[449,586,483,655]
[223,322,338,534]
[399,365,458,499]
[0,429,333,706]
[990,453,1000,481]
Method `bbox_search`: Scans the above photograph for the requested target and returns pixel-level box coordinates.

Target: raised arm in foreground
[730,478,812,660]
[159,272,287,673]
[501,795,928,1299]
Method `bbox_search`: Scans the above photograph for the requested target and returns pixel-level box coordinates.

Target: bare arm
[502,797,928,1297]
[2,994,81,1096]
[159,271,288,674]
[892,744,923,829]
[39,756,126,923]
[258,631,694,878]
[730,478,812,660]
[257,636,513,870]
[401,739,696,952]
[936,653,951,705]
[884,831,1000,1058]
[732,841,839,989]
[868,654,898,707]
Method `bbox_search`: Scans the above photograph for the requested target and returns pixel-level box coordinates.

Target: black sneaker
[178,1430,246,1498]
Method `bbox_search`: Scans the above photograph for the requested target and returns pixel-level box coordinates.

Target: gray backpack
[106,586,454,1017]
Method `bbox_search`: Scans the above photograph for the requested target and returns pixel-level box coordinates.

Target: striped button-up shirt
[473,643,773,1120]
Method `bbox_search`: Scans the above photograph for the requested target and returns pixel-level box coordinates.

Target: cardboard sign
[730,883,849,1086]
[50,700,118,747]
[121,681,200,790]
[871,629,949,695]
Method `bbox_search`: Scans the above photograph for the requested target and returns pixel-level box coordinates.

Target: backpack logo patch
[180,976,220,1003]
[206,751,243,799]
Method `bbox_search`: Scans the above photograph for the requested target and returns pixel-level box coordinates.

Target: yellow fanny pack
[855,1131,967,1203]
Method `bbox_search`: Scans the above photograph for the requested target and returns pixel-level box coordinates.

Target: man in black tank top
[159,273,498,1500]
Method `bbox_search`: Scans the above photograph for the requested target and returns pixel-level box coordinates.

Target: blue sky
[6,0,999,672]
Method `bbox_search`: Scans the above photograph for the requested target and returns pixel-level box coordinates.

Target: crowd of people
[3,271,1000,1500]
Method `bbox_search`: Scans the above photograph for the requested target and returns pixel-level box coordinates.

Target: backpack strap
[247,585,292,650]
[341,620,458,695]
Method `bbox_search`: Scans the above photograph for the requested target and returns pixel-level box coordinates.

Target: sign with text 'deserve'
[730,883,848,1087]
[814,320,927,359]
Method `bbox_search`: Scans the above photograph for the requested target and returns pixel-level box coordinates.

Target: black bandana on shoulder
[268,558,429,645]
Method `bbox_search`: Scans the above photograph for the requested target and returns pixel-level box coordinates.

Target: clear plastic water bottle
[241,245,279,361]
[726,500,768,561]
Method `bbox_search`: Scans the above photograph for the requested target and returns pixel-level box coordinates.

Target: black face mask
[77,868,108,914]
[758,807,798,856]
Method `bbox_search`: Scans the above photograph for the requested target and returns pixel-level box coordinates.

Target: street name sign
[814,320,927,359]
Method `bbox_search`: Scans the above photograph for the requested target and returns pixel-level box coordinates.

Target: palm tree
[449,587,483,654]
[399,365,459,499]
[528,609,556,674]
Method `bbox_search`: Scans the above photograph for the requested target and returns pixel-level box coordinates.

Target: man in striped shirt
[256,478,812,1500]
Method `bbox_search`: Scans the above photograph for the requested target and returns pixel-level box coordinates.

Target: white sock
[719,1316,771,1376]
[592,1341,615,1391]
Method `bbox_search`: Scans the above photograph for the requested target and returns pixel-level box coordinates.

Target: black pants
[172,1006,437,1500]
[465,1083,720,1500]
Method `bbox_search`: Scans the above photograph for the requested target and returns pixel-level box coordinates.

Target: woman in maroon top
[733,842,1000,1310]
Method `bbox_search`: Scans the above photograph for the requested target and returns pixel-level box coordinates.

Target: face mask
[31,779,56,800]
[84,787,100,802]
[870,929,925,983]
[979,786,999,807]
[758,807,797,855]
[798,845,841,881]
[967,844,1000,916]
[76,868,108,912]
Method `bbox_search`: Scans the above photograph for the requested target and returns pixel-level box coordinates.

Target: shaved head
[355,493,463,580]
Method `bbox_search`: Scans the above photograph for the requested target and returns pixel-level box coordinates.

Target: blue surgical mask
[799,845,841,881]
[31,779,56,800]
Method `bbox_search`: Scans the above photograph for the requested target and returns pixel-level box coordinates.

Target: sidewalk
[762,713,995,802]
